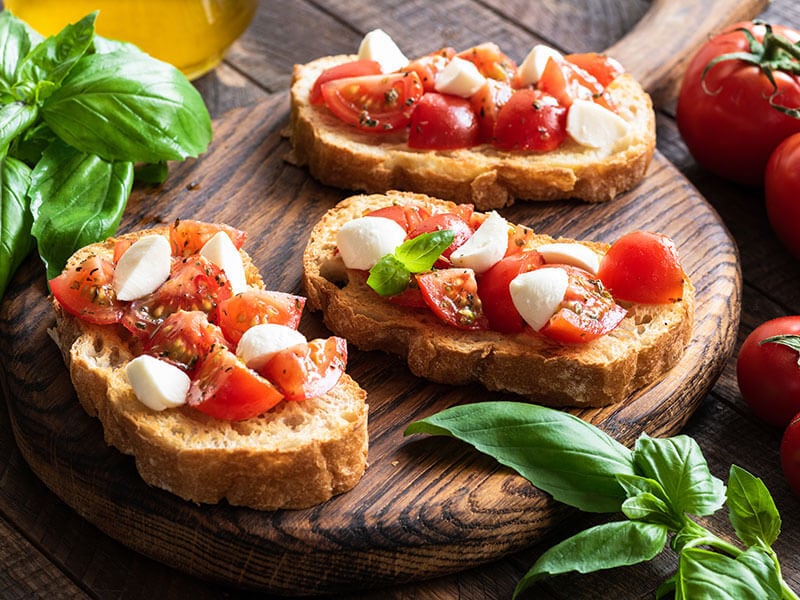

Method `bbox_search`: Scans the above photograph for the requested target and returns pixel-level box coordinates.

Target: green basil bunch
[0,10,212,298]
[406,402,799,600]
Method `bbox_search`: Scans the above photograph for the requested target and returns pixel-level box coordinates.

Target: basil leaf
[134,161,169,185]
[633,434,726,517]
[29,140,132,279]
[395,230,454,272]
[0,156,34,298]
[726,464,781,547]
[41,50,212,163]
[367,254,410,296]
[513,521,668,598]
[621,493,683,529]
[0,11,33,90]
[405,401,636,512]
[675,546,782,600]
[0,101,38,149]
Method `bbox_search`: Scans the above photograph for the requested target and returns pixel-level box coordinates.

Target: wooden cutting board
[0,1,755,595]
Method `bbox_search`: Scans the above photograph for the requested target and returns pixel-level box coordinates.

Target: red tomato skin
[676,21,800,185]
[597,231,685,304]
[309,59,382,104]
[366,203,432,232]
[416,268,489,330]
[145,310,229,373]
[407,212,474,265]
[470,79,513,143]
[565,52,624,87]
[478,251,543,333]
[456,43,517,83]
[781,414,800,496]
[169,219,246,257]
[259,337,347,401]
[49,255,124,325]
[403,47,456,92]
[736,317,800,428]
[215,290,305,345]
[408,93,480,150]
[765,133,800,259]
[493,89,567,152]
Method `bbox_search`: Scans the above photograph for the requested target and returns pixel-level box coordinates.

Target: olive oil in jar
[3,0,258,79]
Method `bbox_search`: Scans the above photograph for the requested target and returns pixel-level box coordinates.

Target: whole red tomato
[765,132,800,259]
[736,317,800,428]
[677,21,800,186]
[781,414,800,496]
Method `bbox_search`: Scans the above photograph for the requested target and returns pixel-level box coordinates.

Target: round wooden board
[0,93,740,595]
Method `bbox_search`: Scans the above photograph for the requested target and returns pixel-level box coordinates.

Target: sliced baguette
[50,226,368,510]
[286,53,656,210]
[302,191,694,407]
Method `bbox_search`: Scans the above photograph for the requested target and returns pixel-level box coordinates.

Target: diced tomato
[505,223,538,255]
[538,266,627,344]
[416,268,489,330]
[596,231,686,304]
[49,255,124,325]
[188,345,284,420]
[310,59,382,104]
[366,203,432,232]
[537,56,613,110]
[565,52,624,87]
[470,78,513,143]
[457,43,517,83]
[215,289,306,345]
[403,47,456,92]
[122,255,233,338]
[386,278,427,307]
[407,212,474,265]
[478,251,544,333]
[169,219,246,257]
[408,92,480,150]
[493,89,567,152]
[112,238,133,263]
[321,71,423,132]
[259,337,347,401]
[145,310,229,373]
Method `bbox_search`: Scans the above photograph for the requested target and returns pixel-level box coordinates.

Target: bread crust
[50,226,369,510]
[286,54,656,210]
[302,191,694,407]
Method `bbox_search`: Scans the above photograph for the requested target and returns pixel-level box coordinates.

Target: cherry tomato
[765,133,800,259]
[470,78,513,143]
[259,337,347,401]
[781,414,800,496]
[188,345,283,421]
[408,92,480,150]
[321,71,423,132]
[49,255,124,325]
[478,251,543,333]
[366,203,432,232]
[145,310,229,373]
[505,223,538,255]
[676,21,800,185]
[309,59,382,104]
[597,231,685,304]
[537,56,611,109]
[215,289,306,345]
[538,266,627,344]
[407,212,474,264]
[736,317,800,428]
[493,89,567,152]
[403,47,456,92]
[565,52,624,87]
[456,43,517,83]
[416,268,489,330]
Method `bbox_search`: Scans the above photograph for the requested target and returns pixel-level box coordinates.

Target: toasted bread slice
[302,191,694,407]
[286,54,656,210]
[50,226,368,510]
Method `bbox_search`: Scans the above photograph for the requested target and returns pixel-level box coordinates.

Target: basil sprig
[406,402,798,600]
[366,229,454,296]
[0,10,212,296]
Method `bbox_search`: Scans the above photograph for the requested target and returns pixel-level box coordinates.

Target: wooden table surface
[2,1,800,598]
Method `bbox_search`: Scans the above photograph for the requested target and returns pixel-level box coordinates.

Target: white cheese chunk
[357,29,408,73]
[517,44,564,87]
[509,267,569,331]
[537,242,601,274]
[126,354,190,411]
[450,211,508,273]
[434,57,486,98]
[236,323,307,371]
[200,231,248,295]
[566,99,630,148]
[336,216,408,270]
[112,234,172,301]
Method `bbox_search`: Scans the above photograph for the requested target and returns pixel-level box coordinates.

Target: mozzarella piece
[566,99,630,148]
[357,29,408,73]
[200,231,248,295]
[236,323,307,371]
[112,234,172,301]
[509,267,569,331]
[517,44,564,87]
[450,211,508,274]
[336,216,407,270]
[434,57,486,97]
[126,354,190,411]
[537,242,601,274]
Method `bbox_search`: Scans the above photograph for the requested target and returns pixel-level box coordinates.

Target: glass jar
[3,0,258,80]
